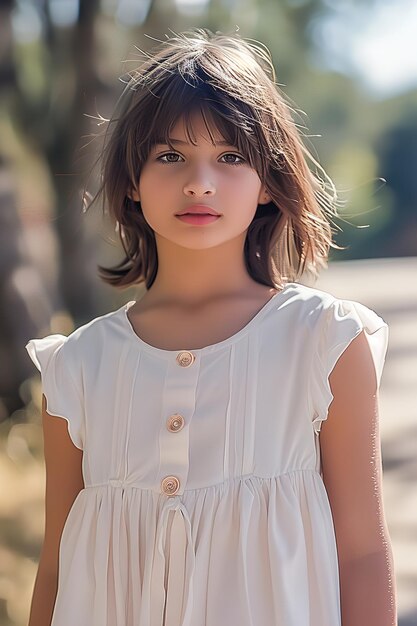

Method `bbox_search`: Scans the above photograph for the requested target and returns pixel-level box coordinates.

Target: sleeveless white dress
[25,282,389,626]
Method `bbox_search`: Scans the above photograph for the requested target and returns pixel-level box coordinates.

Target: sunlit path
[315,256,417,625]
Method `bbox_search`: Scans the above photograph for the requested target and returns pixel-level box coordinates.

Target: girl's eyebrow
[154,138,234,146]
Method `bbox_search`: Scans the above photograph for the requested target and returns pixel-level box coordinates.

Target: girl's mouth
[176,214,221,225]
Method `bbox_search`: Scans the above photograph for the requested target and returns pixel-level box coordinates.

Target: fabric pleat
[46,472,342,626]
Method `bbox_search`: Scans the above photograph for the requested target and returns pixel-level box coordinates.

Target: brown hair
[85,28,343,291]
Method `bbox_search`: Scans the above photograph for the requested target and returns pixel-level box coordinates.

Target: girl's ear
[128,188,140,202]
[127,184,140,202]
[258,188,272,205]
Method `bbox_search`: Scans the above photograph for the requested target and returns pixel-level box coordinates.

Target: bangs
[134,70,267,177]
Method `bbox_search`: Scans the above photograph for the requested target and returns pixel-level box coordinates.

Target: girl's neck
[139,280,276,311]
[144,234,265,308]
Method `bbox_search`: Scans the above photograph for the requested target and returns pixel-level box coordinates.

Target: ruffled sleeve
[309,298,389,435]
[25,334,85,450]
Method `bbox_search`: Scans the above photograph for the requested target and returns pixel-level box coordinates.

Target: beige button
[161,475,180,496]
[167,414,184,432]
[176,351,195,367]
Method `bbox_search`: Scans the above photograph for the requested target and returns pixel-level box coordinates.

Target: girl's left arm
[320,329,398,626]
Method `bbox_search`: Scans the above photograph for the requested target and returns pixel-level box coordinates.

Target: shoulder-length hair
[86,28,343,291]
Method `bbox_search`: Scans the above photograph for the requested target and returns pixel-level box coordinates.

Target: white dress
[25,282,389,626]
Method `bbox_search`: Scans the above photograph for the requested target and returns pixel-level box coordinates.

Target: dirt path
[314,256,417,625]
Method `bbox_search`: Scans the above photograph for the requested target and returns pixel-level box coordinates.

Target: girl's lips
[176,214,221,225]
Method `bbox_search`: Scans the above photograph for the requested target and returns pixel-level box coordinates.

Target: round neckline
[120,283,296,357]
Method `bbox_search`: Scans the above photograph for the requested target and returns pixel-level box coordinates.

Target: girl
[26,28,397,626]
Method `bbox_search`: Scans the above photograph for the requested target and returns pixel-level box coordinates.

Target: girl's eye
[157,152,184,164]
[219,153,245,166]
[156,152,245,165]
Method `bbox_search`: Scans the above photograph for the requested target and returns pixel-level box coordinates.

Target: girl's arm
[28,394,84,626]
[320,330,398,626]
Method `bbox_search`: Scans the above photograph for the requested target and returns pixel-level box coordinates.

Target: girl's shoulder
[279,281,350,328]
[24,306,126,451]
[277,282,388,352]
[26,302,127,367]
[66,302,126,344]
[284,281,386,326]
[284,281,338,312]
[295,284,389,432]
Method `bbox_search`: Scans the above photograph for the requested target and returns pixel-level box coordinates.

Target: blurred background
[0,0,416,624]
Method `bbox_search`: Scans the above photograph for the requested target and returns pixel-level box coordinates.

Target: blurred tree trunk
[0,0,106,417]
[41,0,102,318]
[0,159,40,418]
[0,1,39,418]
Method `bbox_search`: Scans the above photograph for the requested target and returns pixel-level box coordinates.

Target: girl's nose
[183,170,216,197]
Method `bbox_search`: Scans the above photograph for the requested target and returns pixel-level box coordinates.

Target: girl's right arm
[28,393,84,626]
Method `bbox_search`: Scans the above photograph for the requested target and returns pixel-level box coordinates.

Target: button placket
[158,351,200,496]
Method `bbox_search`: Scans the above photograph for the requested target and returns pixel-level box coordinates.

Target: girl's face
[130,110,271,251]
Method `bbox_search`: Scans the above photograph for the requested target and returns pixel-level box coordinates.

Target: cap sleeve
[310,298,389,435]
[25,334,85,450]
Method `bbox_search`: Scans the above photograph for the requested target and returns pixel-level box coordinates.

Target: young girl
[26,28,397,626]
